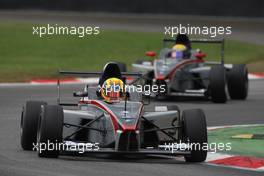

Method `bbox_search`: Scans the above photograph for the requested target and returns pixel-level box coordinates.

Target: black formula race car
[132,34,248,103]
[20,62,208,162]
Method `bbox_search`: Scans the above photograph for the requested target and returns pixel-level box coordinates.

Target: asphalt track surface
[0,79,263,176]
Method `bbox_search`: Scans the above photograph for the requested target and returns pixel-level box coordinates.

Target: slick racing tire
[37,105,63,158]
[227,64,248,100]
[182,109,207,162]
[116,62,127,72]
[209,65,227,103]
[20,101,47,150]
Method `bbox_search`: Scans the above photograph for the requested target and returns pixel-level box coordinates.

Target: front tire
[37,105,63,158]
[227,64,248,100]
[209,65,227,103]
[20,101,47,150]
[182,109,207,162]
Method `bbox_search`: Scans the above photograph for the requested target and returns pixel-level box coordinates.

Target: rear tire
[20,101,47,150]
[37,105,63,158]
[182,109,207,162]
[209,65,227,103]
[227,64,248,100]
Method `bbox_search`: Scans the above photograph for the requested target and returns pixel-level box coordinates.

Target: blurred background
[0,0,263,17]
[0,0,263,82]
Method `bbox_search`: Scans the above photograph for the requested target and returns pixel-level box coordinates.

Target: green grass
[208,126,264,158]
[0,22,264,82]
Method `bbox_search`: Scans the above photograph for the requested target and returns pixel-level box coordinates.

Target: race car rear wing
[163,38,225,64]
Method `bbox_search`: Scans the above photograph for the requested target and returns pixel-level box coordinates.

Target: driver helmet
[101,78,125,103]
[171,44,187,59]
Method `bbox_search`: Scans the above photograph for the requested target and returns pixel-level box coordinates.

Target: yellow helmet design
[101,78,124,103]
[172,44,187,51]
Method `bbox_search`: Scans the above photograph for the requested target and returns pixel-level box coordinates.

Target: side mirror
[73,91,88,97]
[195,49,206,59]
[145,51,156,57]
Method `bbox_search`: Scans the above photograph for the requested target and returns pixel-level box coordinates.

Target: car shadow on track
[59,154,190,165]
